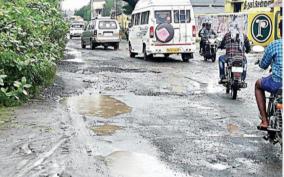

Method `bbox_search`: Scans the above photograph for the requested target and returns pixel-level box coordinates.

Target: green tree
[102,0,123,17]
[102,0,114,16]
[122,0,138,15]
[74,3,91,21]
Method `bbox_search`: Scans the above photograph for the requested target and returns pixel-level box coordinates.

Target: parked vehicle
[81,17,121,50]
[70,22,85,39]
[221,57,247,99]
[128,0,197,62]
[201,35,218,62]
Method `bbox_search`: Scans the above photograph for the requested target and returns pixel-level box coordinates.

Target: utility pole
[91,0,93,19]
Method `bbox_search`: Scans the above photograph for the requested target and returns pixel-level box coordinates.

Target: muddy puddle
[90,124,122,136]
[67,94,132,118]
[64,49,83,63]
[105,151,189,177]
[0,107,13,127]
[227,124,240,135]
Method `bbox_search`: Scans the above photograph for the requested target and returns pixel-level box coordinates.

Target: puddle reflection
[68,94,132,118]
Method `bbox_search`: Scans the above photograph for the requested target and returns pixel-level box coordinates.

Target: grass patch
[0,107,13,127]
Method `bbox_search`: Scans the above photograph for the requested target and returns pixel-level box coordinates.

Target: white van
[128,0,197,62]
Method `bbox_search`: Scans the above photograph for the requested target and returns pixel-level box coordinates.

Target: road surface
[0,39,282,177]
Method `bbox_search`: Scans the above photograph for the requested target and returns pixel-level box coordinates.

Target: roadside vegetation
[75,0,136,21]
[0,0,68,106]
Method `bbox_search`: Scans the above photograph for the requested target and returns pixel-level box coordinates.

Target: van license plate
[167,48,180,53]
[104,32,113,36]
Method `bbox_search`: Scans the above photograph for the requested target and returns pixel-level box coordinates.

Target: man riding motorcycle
[218,22,251,83]
[200,20,217,55]
[255,20,283,130]
[199,23,206,54]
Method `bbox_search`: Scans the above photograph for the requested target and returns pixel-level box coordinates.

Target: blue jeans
[260,75,282,94]
[218,55,247,81]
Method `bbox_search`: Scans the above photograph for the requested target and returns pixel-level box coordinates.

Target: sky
[61,0,90,10]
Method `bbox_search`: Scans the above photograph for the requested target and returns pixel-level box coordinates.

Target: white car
[81,17,121,50]
[128,0,197,62]
[70,22,85,39]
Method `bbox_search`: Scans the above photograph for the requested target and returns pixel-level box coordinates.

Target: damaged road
[0,39,282,177]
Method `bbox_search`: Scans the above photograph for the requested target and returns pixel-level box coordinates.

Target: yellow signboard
[199,2,282,47]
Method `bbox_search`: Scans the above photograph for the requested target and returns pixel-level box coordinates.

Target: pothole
[227,124,240,135]
[67,94,132,118]
[105,151,188,177]
[90,124,122,136]
[82,67,160,74]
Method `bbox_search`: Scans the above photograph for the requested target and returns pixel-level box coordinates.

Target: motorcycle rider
[200,20,217,55]
[255,20,283,130]
[218,22,251,83]
[199,23,206,54]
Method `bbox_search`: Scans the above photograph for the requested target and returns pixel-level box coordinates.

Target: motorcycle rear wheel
[226,85,230,94]
[212,54,216,62]
[232,88,238,100]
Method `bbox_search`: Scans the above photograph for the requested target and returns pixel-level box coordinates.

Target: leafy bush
[0,0,68,106]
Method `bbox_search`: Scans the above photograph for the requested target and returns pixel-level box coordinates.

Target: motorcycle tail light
[233,72,241,78]
[276,103,283,110]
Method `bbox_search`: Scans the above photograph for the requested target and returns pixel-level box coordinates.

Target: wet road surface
[0,39,282,177]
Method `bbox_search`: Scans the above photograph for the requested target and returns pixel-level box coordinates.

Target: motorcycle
[263,89,283,149]
[253,46,283,149]
[201,35,219,62]
[222,57,247,100]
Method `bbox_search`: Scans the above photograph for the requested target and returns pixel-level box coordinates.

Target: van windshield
[99,21,117,29]
[155,11,172,24]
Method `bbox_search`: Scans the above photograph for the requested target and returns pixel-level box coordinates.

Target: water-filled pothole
[227,124,239,135]
[67,94,132,118]
[105,151,188,177]
[90,124,122,136]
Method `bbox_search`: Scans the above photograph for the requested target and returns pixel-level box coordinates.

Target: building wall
[225,0,276,13]
[91,0,106,18]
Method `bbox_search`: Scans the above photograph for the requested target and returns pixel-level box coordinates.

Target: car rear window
[155,11,172,24]
[71,24,84,29]
[98,21,117,29]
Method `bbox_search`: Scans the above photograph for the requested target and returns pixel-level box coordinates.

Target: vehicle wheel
[212,54,216,62]
[189,53,194,59]
[114,43,119,50]
[81,41,86,49]
[226,85,230,94]
[129,43,136,58]
[182,54,190,62]
[70,35,72,39]
[143,46,152,61]
[232,87,238,100]
[204,56,207,61]
[164,54,170,58]
[90,41,96,50]
[104,46,108,50]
